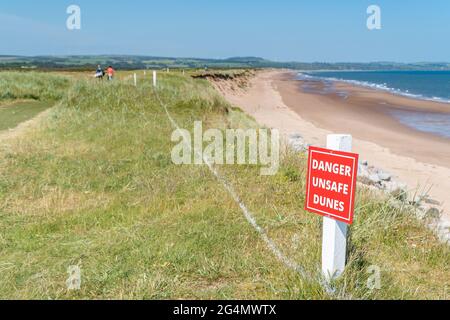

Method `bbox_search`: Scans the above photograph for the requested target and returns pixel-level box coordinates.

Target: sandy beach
[213,70,450,224]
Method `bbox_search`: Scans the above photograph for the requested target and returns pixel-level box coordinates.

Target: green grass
[0,71,448,300]
[0,72,70,102]
[0,101,53,131]
[0,71,69,133]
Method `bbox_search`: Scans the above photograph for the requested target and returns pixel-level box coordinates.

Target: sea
[297,70,450,139]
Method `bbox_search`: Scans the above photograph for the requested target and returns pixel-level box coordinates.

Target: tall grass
[0,72,70,102]
[0,71,447,299]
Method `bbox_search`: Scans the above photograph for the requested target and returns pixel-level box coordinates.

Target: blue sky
[0,0,449,62]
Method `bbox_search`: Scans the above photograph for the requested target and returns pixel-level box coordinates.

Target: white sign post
[153,71,157,87]
[134,73,137,86]
[322,134,352,281]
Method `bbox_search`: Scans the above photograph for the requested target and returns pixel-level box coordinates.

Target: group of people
[94,65,115,80]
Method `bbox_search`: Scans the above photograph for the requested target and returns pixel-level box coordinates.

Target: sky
[0,0,449,62]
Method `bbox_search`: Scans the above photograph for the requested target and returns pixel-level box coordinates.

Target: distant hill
[1,55,449,71]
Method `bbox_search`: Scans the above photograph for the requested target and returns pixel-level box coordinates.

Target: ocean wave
[296,73,450,104]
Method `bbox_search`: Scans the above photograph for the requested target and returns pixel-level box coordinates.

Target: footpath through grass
[0,72,71,132]
[0,71,448,299]
[0,101,53,131]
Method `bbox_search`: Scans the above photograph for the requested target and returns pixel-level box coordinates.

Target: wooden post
[322,134,352,280]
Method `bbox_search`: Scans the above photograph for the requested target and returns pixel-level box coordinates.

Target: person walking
[95,65,104,80]
[106,66,115,81]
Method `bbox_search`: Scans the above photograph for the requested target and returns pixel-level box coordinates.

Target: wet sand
[275,72,450,168]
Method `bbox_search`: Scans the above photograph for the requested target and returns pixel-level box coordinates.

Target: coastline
[297,71,450,105]
[275,72,450,167]
[212,69,450,233]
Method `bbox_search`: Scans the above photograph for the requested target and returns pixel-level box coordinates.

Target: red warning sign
[305,146,359,225]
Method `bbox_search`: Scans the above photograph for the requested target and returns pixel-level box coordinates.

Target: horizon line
[1,54,450,65]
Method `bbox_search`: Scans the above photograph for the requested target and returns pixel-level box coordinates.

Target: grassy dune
[0,71,448,299]
[0,72,70,102]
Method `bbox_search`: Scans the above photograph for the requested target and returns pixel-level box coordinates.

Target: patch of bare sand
[214,69,450,226]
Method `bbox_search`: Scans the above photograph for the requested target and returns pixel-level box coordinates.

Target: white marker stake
[322,134,352,281]
[144,70,146,77]
[153,71,157,87]
[134,73,137,86]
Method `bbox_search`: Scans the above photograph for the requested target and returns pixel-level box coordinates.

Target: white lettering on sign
[312,159,352,177]
[305,145,359,225]
[313,194,345,212]
[312,177,349,195]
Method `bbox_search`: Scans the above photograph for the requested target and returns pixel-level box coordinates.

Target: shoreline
[275,71,450,167]
[297,71,450,105]
[212,69,450,232]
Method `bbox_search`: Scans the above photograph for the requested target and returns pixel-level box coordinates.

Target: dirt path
[0,103,53,144]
